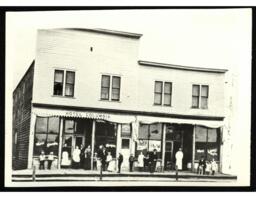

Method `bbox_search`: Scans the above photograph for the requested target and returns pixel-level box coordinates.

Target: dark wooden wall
[12,61,34,170]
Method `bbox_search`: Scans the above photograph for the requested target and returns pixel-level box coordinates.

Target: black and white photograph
[4,8,252,188]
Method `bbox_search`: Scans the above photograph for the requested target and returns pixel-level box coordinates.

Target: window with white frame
[192,84,209,109]
[100,75,121,101]
[154,81,172,106]
[53,69,75,97]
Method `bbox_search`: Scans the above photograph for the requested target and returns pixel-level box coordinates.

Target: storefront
[30,107,136,171]
[29,107,223,172]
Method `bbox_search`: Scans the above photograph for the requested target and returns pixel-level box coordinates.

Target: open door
[121,138,131,171]
[164,141,173,170]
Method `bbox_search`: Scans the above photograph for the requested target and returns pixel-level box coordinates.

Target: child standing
[47,152,55,170]
[39,151,46,170]
[205,161,211,175]
[211,158,218,175]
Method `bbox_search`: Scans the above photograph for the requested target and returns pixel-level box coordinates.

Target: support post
[27,111,36,169]
[192,125,196,172]
[175,165,179,181]
[100,163,103,181]
[32,165,36,181]
[161,124,166,170]
[219,127,223,173]
[116,124,121,172]
[58,117,64,169]
[91,120,96,170]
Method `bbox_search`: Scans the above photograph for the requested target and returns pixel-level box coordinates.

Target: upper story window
[53,69,75,97]
[54,70,64,96]
[65,71,75,97]
[192,84,209,109]
[101,75,121,101]
[154,81,172,106]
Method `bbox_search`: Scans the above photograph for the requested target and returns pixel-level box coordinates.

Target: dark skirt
[83,158,91,170]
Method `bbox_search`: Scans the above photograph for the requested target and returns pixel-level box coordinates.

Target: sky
[6,9,251,89]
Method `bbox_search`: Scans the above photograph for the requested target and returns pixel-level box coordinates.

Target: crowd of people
[60,144,161,173]
[123,149,159,173]
[60,144,116,171]
[38,145,218,176]
[61,144,96,170]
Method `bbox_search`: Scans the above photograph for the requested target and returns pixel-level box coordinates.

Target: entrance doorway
[94,121,117,158]
[61,118,92,168]
[164,141,173,170]
[121,138,131,171]
[164,124,193,171]
[164,124,183,170]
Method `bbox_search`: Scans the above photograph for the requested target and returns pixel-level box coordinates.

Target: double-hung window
[54,70,64,96]
[112,76,121,101]
[201,85,209,109]
[100,75,121,101]
[154,81,162,105]
[53,69,75,97]
[65,71,75,97]
[154,81,172,106]
[101,75,110,100]
[192,84,209,109]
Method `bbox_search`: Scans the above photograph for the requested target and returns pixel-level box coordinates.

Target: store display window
[34,116,60,156]
[136,123,162,157]
[195,126,220,161]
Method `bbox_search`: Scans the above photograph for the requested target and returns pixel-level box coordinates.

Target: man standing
[98,145,107,171]
[149,149,158,173]
[80,144,85,169]
[118,153,123,173]
[198,156,206,175]
[175,148,184,170]
[129,154,135,172]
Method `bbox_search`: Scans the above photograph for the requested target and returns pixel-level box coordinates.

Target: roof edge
[138,60,228,73]
[13,60,35,93]
[50,28,143,39]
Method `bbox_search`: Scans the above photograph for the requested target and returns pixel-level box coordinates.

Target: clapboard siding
[12,62,34,170]
[33,29,226,118]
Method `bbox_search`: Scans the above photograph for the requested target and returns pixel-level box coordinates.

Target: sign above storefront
[65,111,111,120]
[32,107,136,124]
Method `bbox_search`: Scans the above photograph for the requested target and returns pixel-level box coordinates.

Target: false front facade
[13,28,230,173]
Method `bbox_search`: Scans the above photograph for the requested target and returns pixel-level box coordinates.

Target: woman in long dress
[72,146,81,169]
[61,144,70,168]
[84,145,92,170]
[138,152,145,172]
[106,152,115,172]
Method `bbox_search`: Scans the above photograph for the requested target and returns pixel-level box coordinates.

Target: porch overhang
[137,115,223,128]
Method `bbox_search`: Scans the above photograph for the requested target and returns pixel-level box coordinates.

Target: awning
[137,115,223,128]
[32,107,136,124]
[32,107,224,128]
